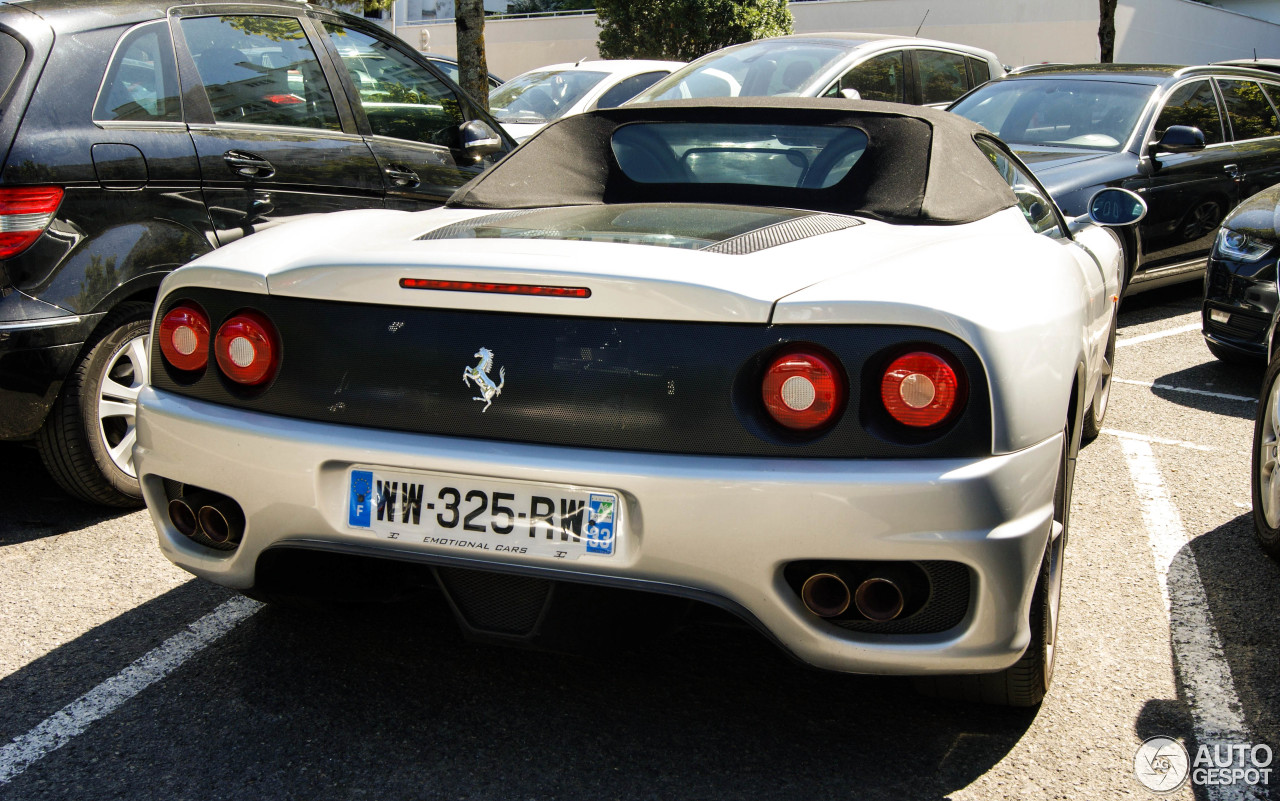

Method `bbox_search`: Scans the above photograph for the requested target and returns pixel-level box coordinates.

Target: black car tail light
[214,311,280,386]
[159,303,211,372]
[0,187,64,259]
[761,349,845,430]
[880,351,964,428]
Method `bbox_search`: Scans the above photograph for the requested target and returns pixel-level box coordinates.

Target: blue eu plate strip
[586,493,615,555]
[349,470,373,527]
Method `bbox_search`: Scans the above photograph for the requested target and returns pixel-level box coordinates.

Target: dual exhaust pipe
[167,489,244,549]
[800,570,910,621]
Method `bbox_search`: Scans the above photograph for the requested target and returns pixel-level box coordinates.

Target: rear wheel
[1252,353,1280,558]
[37,302,151,507]
[1083,315,1117,443]
[914,423,1072,706]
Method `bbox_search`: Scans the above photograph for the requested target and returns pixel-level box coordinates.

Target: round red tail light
[880,352,962,428]
[215,311,279,386]
[762,350,845,431]
[158,303,211,372]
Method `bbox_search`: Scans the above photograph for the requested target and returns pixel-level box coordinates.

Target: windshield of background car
[631,41,850,102]
[611,122,868,189]
[489,69,608,123]
[422,204,820,249]
[950,78,1156,151]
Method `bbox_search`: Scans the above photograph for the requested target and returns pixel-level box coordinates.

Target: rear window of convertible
[610,122,868,189]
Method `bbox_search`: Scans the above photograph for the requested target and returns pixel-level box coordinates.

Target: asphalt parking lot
[1,282,1276,800]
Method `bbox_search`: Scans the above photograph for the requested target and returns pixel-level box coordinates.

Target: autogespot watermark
[1134,736,1273,793]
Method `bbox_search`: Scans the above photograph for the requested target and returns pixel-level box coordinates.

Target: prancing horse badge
[462,347,505,412]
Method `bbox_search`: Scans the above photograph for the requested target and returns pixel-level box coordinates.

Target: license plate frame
[346,466,618,560]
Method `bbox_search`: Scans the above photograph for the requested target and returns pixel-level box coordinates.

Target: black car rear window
[0,31,25,107]
[93,22,182,123]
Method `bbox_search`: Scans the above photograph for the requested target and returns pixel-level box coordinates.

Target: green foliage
[225,16,306,42]
[506,0,593,12]
[597,0,793,61]
[312,0,396,11]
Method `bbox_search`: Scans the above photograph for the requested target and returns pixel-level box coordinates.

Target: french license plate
[346,468,617,560]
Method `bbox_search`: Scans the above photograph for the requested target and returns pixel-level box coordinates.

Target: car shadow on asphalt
[1187,514,1280,745]
[0,578,235,742]
[0,442,138,546]
[0,584,1039,800]
[1148,360,1265,421]
[1140,512,1280,800]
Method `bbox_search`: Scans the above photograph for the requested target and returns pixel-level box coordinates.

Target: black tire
[1252,352,1280,558]
[37,302,152,507]
[1083,314,1117,443]
[914,424,1072,707]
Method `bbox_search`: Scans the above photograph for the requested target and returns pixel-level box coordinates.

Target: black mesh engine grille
[150,289,993,460]
[703,214,861,255]
[418,209,860,254]
[417,210,543,241]
[833,561,971,635]
[435,567,552,635]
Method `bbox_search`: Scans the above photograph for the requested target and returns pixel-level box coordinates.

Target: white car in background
[490,59,684,141]
[630,32,1004,107]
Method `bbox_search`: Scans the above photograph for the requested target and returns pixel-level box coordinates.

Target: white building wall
[1211,0,1280,25]
[400,0,1280,79]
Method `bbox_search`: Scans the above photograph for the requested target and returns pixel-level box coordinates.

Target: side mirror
[459,120,504,161]
[839,88,861,101]
[1087,187,1148,226]
[1150,124,1206,155]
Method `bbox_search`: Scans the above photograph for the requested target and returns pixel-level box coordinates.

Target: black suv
[950,64,1280,294]
[0,0,512,506]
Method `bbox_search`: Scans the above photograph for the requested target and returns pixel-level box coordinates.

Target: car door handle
[385,165,420,188]
[1223,163,1241,178]
[223,151,276,179]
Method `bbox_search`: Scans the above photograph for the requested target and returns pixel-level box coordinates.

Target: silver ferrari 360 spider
[136,99,1144,706]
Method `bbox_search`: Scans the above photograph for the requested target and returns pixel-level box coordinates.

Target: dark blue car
[950,64,1280,295]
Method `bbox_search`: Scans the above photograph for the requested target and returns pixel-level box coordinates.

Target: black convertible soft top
[447,97,1018,225]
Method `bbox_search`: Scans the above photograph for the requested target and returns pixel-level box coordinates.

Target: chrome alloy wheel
[97,332,149,477]
[1260,373,1280,528]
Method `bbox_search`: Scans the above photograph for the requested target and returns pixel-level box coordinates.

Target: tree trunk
[456,0,490,113]
[1098,0,1118,63]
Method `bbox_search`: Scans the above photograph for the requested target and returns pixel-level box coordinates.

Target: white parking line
[1116,322,1202,348]
[1118,439,1257,801]
[0,595,261,786]
[1102,428,1219,452]
[1113,378,1256,404]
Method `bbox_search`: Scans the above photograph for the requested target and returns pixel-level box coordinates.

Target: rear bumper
[0,297,101,439]
[136,388,1062,676]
